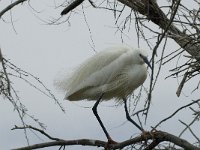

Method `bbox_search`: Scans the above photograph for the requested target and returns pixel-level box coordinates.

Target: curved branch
[61,0,85,15]
[12,131,200,150]
[12,125,61,141]
[12,139,106,150]
[0,0,27,18]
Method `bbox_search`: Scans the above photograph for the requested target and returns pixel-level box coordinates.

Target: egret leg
[123,98,144,132]
[92,94,114,142]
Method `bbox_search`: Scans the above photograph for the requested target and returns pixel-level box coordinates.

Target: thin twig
[154,99,200,129]
[12,125,62,141]
[0,48,11,96]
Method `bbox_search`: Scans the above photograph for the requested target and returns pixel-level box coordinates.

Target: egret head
[135,49,152,69]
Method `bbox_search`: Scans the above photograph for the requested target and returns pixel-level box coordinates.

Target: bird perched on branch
[55,46,151,144]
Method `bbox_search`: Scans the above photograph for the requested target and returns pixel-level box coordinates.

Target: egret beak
[140,55,152,70]
[144,57,152,70]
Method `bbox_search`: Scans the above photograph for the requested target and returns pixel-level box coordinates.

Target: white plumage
[55,46,151,102]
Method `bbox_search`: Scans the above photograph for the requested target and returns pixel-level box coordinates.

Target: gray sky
[0,0,199,149]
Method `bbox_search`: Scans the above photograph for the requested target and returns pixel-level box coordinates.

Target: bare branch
[147,0,180,107]
[0,0,28,18]
[154,99,200,129]
[12,131,200,150]
[12,125,62,141]
[12,139,106,150]
[61,0,85,15]
[117,0,200,60]
[179,119,200,144]
[176,72,188,97]
[0,48,11,96]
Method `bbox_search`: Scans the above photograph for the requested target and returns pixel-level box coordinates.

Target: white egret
[55,46,151,143]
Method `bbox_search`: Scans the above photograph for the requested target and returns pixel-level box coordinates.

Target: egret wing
[65,46,133,99]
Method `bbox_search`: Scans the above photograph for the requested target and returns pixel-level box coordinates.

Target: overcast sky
[0,0,199,150]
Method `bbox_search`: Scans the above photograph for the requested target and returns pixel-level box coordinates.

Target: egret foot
[140,130,150,146]
[149,128,159,139]
[104,137,118,150]
[142,128,159,138]
[108,137,118,144]
[141,130,150,140]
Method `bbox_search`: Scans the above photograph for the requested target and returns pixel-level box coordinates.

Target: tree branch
[59,0,200,60]
[0,48,11,96]
[154,99,200,129]
[117,0,200,60]
[12,131,200,150]
[61,0,85,15]
[0,0,27,18]
[12,125,61,141]
[12,139,106,150]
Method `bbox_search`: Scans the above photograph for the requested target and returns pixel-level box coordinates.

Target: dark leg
[123,98,144,132]
[92,94,112,141]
